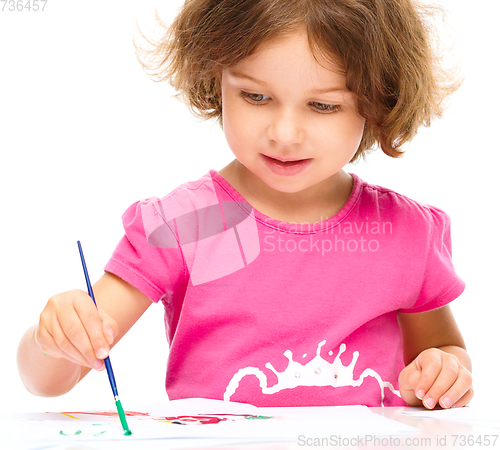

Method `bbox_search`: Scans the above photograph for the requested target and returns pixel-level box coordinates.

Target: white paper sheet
[0,398,419,450]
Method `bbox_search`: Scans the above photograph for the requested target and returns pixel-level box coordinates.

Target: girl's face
[221,30,366,199]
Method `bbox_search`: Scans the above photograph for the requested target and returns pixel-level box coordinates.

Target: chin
[264,178,311,194]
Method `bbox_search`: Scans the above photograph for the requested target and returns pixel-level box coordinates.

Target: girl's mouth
[262,154,312,176]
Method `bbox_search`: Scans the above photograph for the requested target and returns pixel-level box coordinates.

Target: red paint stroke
[163,415,227,425]
[62,411,150,418]
[59,411,272,425]
[160,414,271,425]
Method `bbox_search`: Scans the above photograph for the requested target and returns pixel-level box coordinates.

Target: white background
[1,0,498,413]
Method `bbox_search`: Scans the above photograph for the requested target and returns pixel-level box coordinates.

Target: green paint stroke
[59,429,82,436]
[93,430,108,436]
[115,399,132,436]
[244,415,273,420]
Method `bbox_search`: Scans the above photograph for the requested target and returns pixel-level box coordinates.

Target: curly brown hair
[133,0,462,162]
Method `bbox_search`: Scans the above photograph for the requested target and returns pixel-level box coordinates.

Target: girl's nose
[267,107,305,145]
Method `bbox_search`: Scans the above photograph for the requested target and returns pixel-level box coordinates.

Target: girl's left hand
[398,348,473,409]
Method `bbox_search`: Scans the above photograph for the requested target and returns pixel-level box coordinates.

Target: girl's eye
[310,102,341,113]
[240,91,270,103]
[240,91,340,113]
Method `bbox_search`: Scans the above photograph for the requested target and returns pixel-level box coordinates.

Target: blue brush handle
[77,240,120,399]
[103,358,119,398]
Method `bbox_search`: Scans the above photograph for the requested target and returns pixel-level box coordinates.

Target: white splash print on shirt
[224,340,401,406]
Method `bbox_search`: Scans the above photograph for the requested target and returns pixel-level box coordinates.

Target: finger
[397,363,427,406]
[414,352,443,406]
[438,369,473,409]
[73,297,111,360]
[422,356,460,409]
[38,321,99,369]
[451,386,474,408]
[57,306,105,370]
[36,316,85,365]
[54,316,104,370]
[404,361,422,389]
[98,309,118,346]
[51,336,98,369]
[398,361,420,394]
[37,292,95,365]
[34,323,55,355]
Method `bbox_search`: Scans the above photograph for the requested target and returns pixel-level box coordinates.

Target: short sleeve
[104,200,187,304]
[399,207,465,313]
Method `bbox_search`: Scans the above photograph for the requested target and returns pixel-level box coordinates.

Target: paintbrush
[77,240,132,436]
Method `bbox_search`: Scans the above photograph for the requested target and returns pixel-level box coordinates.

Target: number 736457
[1,0,48,12]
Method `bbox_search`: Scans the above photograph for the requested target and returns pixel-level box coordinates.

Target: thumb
[415,353,423,371]
[401,356,423,393]
[98,309,118,346]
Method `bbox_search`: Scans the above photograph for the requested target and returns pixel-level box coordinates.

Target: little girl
[18,0,472,409]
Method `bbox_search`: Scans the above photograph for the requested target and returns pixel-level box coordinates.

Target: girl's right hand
[34,290,119,371]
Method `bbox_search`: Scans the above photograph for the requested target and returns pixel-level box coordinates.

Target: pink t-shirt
[104,170,465,407]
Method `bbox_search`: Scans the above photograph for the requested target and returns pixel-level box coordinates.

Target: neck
[218,159,353,224]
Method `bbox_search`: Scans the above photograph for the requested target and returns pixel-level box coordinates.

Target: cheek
[314,113,366,152]
[222,99,261,149]
[335,114,366,150]
[349,116,366,147]
[222,104,244,148]
[221,89,241,147]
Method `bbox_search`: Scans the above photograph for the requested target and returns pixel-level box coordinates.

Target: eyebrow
[228,70,349,94]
